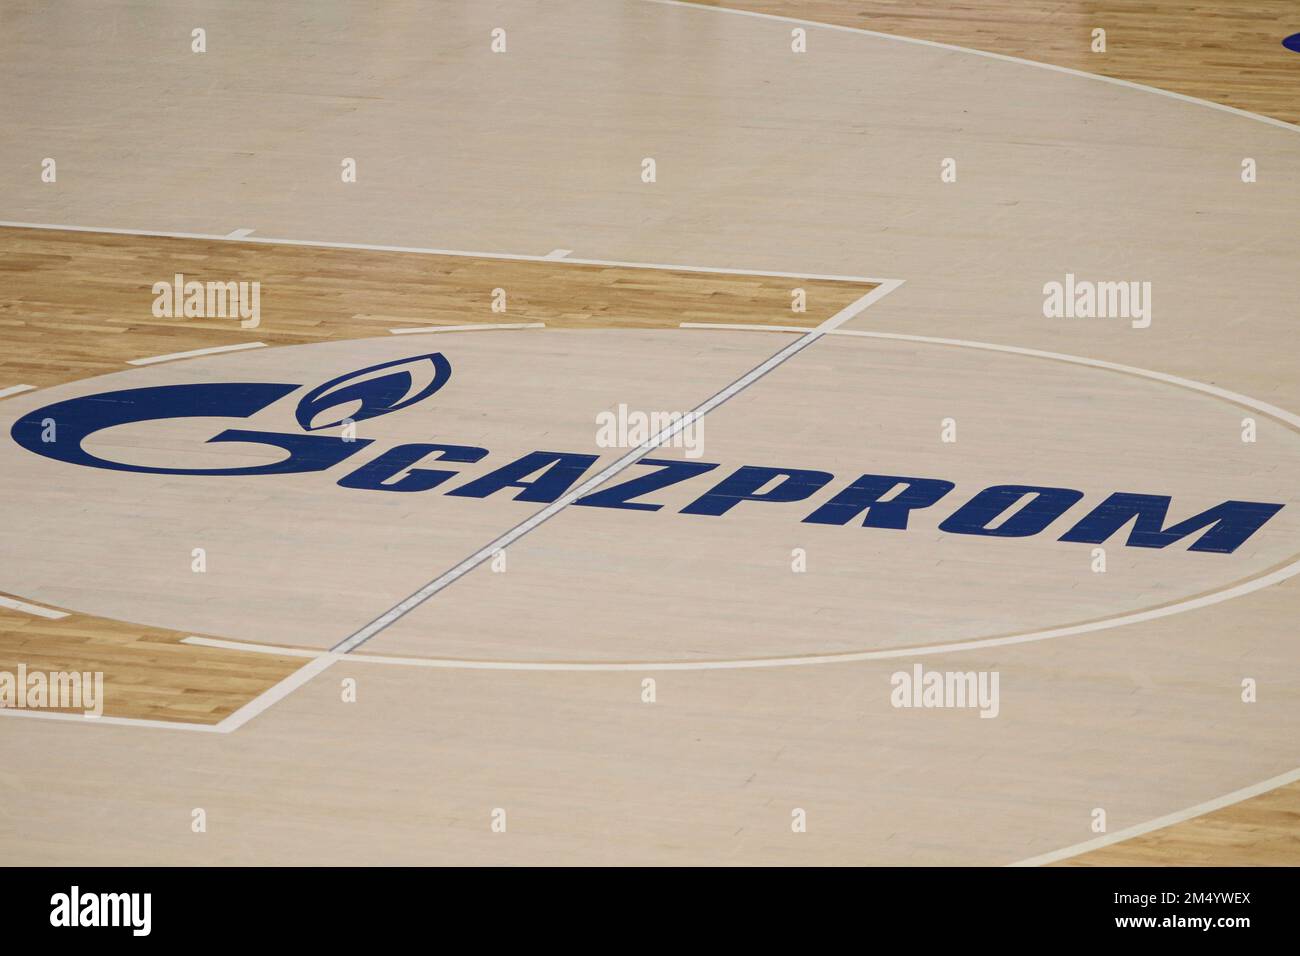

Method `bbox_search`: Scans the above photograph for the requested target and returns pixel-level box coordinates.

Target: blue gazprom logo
[9,353,1285,554]
[10,353,450,476]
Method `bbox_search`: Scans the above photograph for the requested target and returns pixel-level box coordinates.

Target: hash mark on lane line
[0,594,68,619]
[128,342,266,366]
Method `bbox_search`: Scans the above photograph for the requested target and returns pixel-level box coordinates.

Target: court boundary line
[645,0,1300,135]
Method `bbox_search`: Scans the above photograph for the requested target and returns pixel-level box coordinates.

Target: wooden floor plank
[0,227,873,390]
[0,598,303,725]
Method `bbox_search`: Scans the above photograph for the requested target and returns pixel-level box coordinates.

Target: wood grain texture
[0,227,872,391]
[700,0,1300,125]
[1062,780,1300,865]
[0,597,303,725]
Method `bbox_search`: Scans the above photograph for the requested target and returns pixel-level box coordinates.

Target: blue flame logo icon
[295,353,452,431]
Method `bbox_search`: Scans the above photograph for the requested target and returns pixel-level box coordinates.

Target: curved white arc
[643,0,1300,135]
[9,314,1300,672]
[681,322,1300,429]
[180,317,1300,670]
[1008,764,1300,866]
[181,553,1300,668]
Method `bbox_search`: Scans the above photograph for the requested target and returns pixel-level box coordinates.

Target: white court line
[330,278,904,655]
[213,654,339,733]
[185,552,1300,669]
[0,221,897,286]
[645,0,1300,135]
[389,323,545,335]
[0,655,339,734]
[1008,765,1300,866]
[680,323,1300,428]
[0,708,224,732]
[0,594,69,619]
[187,636,321,658]
[685,323,826,331]
[0,384,35,401]
[544,248,573,259]
[225,227,255,239]
[127,341,266,366]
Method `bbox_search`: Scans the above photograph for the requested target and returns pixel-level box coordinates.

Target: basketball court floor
[1,0,1298,865]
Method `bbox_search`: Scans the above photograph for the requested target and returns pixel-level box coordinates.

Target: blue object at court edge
[1283,33,1300,53]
